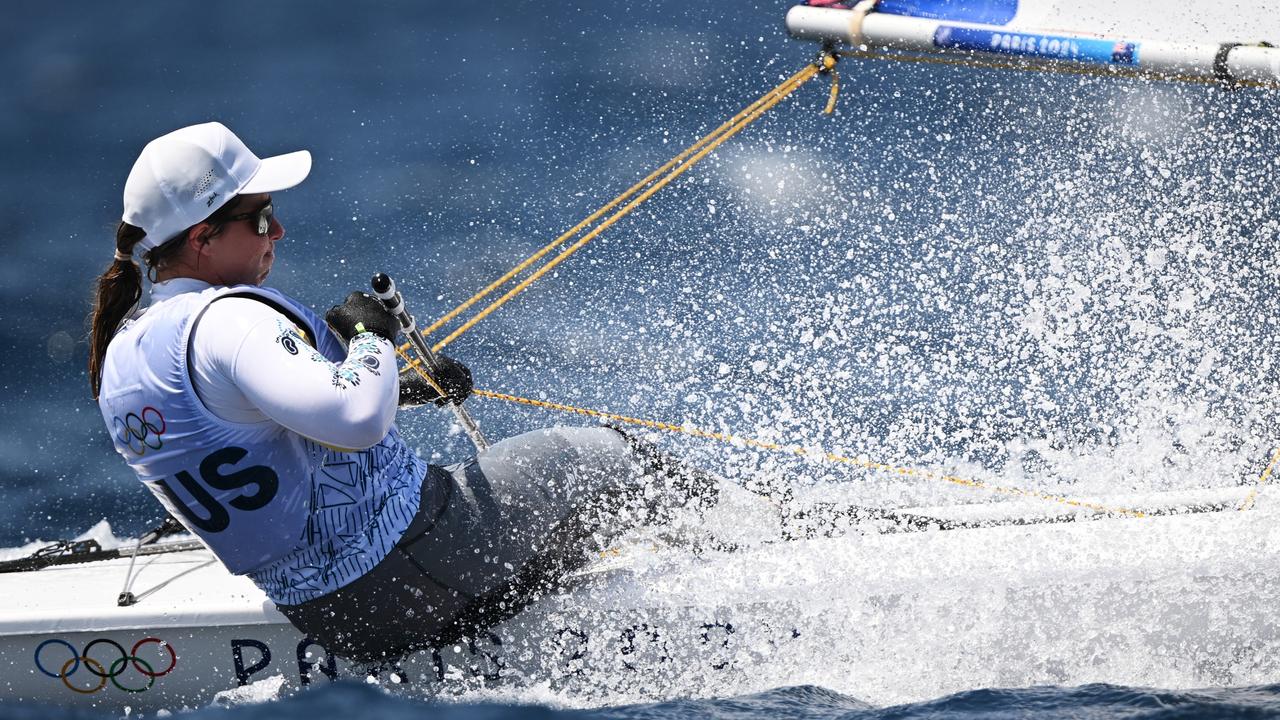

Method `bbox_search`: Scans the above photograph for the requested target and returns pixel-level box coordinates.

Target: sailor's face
[202,193,284,286]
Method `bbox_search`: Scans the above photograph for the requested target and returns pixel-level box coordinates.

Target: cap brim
[240,150,312,194]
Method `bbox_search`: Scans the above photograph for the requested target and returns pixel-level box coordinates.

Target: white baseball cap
[122,122,312,253]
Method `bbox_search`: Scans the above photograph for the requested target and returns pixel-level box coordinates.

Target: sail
[788,0,1280,86]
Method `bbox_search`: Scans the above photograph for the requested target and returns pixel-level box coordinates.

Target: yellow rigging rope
[471,388,1146,517]
[417,64,820,341]
[396,343,1143,517]
[1239,447,1280,511]
[403,61,823,355]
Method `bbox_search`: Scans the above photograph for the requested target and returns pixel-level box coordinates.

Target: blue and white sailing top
[98,279,428,606]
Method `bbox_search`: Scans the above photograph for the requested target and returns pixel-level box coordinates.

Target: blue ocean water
[7,682,1280,719]
[3,0,1280,717]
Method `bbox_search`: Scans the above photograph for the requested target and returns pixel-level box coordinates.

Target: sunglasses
[222,202,275,236]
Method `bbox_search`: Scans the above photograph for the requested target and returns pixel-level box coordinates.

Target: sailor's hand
[325,291,400,343]
[400,354,473,407]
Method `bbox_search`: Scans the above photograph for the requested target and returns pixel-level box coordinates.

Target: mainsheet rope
[396,345,1144,518]
[402,61,825,355]
[1239,447,1280,511]
[471,388,1147,517]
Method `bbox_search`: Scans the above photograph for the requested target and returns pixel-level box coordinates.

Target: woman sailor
[88,122,714,662]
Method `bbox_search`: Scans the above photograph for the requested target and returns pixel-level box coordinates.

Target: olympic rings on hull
[34,637,177,694]
[111,406,166,456]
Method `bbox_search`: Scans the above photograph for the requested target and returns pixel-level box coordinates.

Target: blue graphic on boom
[934,26,1139,65]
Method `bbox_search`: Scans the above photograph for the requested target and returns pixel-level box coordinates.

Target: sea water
[3,0,1279,717]
[5,681,1280,718]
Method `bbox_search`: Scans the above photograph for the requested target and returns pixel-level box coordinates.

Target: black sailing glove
[325,291,400,343]
[400,354,473,407]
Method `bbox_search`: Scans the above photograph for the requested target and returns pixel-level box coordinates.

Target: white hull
[2,488,1278,711]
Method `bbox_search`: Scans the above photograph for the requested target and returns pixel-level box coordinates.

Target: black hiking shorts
[276,426,647,662]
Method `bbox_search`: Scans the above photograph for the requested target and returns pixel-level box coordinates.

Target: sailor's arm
[197,296,399,450]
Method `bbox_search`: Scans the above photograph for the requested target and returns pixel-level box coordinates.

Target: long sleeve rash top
[156,279,399,451]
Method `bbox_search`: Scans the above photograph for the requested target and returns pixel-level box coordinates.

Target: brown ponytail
[88,222,147,399]
[88,198,241,398]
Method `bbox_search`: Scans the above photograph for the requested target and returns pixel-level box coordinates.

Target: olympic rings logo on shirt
[112,406,166,456]
[34,637,178,694]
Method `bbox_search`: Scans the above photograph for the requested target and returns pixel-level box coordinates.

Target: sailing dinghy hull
[2,487,1278,711]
